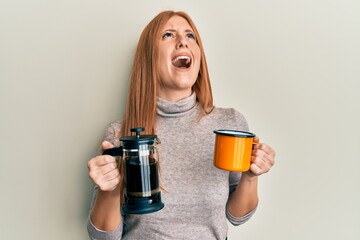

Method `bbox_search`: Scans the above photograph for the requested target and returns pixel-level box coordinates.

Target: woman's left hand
[248,136,276,176]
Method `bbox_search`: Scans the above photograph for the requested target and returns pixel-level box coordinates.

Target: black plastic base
[123,193,164,214]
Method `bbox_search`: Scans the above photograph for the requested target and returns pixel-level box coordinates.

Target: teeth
[172,55,192,68]
[172,55,190,63]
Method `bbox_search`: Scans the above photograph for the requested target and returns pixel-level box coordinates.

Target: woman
[87,10,275,239]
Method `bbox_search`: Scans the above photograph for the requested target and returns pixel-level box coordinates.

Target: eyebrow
[163,29,194,33]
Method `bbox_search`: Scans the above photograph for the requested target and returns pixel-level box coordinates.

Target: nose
[176,36,188,49]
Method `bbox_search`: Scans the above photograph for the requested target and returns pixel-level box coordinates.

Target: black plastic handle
[103,147,123,156]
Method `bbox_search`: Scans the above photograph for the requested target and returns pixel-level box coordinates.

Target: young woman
[87,10,275,240]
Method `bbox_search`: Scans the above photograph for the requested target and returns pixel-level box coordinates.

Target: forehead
[162,15,193,31]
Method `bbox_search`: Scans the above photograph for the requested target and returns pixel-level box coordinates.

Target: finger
[100,162,118,175]
[250,153,273,175]
[253,136,260,143]
[99,155,117,166]
[254,152,275,171]
[101,141,115,153]
[249,163,263,176]
[88,162,118,185]
[98,175,121,191]
[253,148,275,166]
[88,156,116,172]
[101,168,120,182]
[95,162,118,179]
[253,143,276,158]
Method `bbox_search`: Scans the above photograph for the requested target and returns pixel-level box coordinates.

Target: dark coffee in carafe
[125,157,159,197]
[102,127,164,214]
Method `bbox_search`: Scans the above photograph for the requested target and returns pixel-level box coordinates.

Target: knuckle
[98,184,108,191]
[98,181,109,191]
[105,155,115,163]
[88,156,103,168]
[87,158,94,169]
[88,171,98,182]
[113,177,120,185]
[270,158,275,165]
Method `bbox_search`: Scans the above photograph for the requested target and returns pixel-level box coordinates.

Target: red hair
[121,10,214,137]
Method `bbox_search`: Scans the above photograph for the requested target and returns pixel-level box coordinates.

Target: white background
[1,0,359,239]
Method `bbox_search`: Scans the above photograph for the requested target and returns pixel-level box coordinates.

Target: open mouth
[171,55,192,69]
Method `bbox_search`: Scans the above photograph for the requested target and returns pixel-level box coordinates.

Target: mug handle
[252,139,260,147]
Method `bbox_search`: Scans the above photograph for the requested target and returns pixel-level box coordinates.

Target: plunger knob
[131,127,145,139]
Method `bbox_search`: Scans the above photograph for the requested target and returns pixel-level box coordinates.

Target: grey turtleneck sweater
[88,93,256,240]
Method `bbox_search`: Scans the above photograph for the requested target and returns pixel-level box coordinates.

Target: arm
[227,137,275,223]
[87,141,123,238]
[227,173,258,218]
[90,184,122,231]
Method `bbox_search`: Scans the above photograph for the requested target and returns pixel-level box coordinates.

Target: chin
[175,78,197,89]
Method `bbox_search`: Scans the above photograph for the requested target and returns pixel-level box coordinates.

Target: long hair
[120,10,214,137]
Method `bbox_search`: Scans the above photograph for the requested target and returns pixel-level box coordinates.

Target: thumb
[101,141,115,152]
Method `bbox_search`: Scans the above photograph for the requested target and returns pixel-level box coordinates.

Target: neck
[157,89,192,102]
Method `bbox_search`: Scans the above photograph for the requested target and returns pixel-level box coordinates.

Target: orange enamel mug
[213,130,256,172]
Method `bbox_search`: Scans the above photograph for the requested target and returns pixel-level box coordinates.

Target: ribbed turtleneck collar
[156,92,197,117]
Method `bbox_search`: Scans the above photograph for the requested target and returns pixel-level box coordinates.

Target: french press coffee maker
[103,127,164,214]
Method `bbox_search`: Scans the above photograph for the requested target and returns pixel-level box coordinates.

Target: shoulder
[212,107,247,123]
[103,120,122,142]
[105,120,122,131]
[212,107,244,118]
[209,107,249,131]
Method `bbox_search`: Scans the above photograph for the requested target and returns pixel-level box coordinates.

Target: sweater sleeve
[87,122,124,239]
[226,206,257,226]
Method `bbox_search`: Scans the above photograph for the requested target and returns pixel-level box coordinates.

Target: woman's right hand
[88,141,121,191]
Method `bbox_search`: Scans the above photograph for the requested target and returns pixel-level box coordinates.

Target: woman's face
[157,15,201,101]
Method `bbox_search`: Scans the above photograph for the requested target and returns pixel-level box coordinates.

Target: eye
[162,32,174,39]
[186,33,196,40]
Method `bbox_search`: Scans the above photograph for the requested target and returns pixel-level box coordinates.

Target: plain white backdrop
[1,0,359,239]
